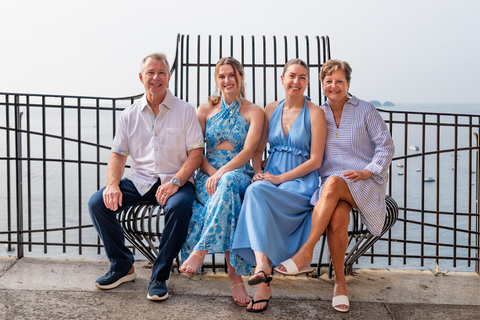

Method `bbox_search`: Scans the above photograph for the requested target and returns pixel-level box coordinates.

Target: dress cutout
[181,97,253,275]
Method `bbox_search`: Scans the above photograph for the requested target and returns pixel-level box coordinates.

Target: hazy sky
[1,0,479,104]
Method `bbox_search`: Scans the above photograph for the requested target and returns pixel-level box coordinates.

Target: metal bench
[116,195,398,275]
[316,195,399,277]
[115,34,398,275]
[117,203,165,264]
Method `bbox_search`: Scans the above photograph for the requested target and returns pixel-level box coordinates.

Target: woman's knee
[217,171,240,190]
[321,177,348,199]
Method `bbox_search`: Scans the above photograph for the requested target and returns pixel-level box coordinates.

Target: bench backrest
[169,34,331,110]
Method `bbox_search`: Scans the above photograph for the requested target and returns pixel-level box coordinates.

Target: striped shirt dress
[310,96,395,236]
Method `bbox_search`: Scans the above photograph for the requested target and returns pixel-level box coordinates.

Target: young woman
[232,59,327,312]
[180,57,264,307]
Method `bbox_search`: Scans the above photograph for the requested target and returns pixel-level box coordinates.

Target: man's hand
[156,182,179,206]
[103,184,123,211]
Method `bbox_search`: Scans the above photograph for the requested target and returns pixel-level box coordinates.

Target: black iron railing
[1,34,479,273]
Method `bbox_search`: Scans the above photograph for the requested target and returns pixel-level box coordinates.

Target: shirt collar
[325,95,359,108]
[345,95,359,107]
[140,89,174,111]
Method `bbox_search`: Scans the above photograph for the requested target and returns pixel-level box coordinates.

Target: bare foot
[230,280,250,306]
[247,283,272,312]
[276,249,313,273]
[180,250,206,275]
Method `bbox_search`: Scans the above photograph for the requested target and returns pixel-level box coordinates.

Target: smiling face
[139,57,171,100]
[322,69,350,105]
[216,64,240,97]
[281,63,309,98]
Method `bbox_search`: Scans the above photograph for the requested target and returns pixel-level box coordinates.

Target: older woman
[232,59,327,313]
[275,59,395,313]
[180,57,264,307]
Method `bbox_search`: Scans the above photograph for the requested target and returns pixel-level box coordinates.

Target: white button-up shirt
[112,89,204,195]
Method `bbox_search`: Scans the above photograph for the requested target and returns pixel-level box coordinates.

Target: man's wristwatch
[170,177,182,187]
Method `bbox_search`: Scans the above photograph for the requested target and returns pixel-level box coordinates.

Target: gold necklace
[335,127,339,138]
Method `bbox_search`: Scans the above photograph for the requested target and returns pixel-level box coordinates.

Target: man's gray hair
[140,53,170,74]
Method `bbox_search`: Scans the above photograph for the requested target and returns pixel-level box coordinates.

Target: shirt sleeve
[184,104,204,151]
[363,105,395,184]
[111,110,130,156]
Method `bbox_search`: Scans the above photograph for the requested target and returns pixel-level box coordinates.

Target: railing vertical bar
[475,132,480,274]
[78,97,83,254]
[467,116,473,268]
[42,96,48,254]
[5,95,12,252]
[388,111,394,266]
[15,95,24,258]
[453,115,459,267]
[219,35,223,60]
[61,97,66,253]
[185,35,190,103]
[208,35,212,97]
[112,98,117,139]
[241,35,244,66]
[251,36,256,104]
[263,35,267,108]
[196,35,201,108]
[230,35,234,57]
[284,36,288,63]
[172,33,181,97]
[294,35,299,58]
[420,114,426,267]
[180,35,185,100]
[435,114,441,266]
[96,98,102,255]
[316,36,322,106]
[273,36,278,102]
[403,112,408,265]
[26,96,32,251]
[305,36,311,98]
[325,36,330,61]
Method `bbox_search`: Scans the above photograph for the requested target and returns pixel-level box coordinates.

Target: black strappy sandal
[247,270,273,286]
[247,296,272,313]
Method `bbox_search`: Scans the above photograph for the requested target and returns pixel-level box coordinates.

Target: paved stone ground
[1,257,479,319]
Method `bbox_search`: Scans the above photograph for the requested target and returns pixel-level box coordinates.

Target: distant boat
[398,172,404,175]
[397,163,404,167]
[409,145,420,151]
[424,177,435,182]
[416,168,421,172]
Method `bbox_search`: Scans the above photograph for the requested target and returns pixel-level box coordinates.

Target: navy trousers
[88,178,193,281]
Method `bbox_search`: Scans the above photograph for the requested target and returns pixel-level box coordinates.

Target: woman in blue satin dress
[180,57,264,307]
[232,59,327,312]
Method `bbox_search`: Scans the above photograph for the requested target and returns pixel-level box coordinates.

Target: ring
[355,173,358,177]
[162,195,166,198]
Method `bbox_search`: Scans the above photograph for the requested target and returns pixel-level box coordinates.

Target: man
[88,53,203,301]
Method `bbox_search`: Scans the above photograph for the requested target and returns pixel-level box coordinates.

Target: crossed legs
[275,176,354,310]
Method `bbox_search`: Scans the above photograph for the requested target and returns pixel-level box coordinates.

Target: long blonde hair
[208,57,246,105]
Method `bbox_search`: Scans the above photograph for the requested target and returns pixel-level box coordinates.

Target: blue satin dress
[181,97,253,275]
[232,97,318,267]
